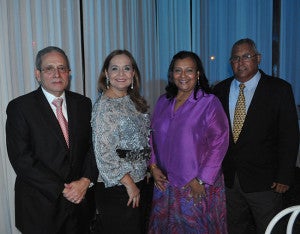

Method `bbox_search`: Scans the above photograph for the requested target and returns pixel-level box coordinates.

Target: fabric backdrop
[0,0,299,233]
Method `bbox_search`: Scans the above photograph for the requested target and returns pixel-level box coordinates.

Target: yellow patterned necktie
[232,83,246,143]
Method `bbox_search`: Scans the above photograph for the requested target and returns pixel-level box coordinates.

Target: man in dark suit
[6,46,98,234]
[213,38,299,234]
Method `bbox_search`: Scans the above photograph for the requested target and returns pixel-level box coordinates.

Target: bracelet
[149,164,158,171]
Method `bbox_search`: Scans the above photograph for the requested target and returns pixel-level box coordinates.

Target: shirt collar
[233,71,261,90]
[41,87,66,105]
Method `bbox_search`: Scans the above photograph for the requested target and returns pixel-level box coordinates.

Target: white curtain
[1,0,300,233]
[81,0,160,108]
[0,1,160,233]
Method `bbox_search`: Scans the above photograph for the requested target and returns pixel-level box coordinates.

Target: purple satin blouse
[149,90,229,188]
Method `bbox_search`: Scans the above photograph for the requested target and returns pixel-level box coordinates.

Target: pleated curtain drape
[0,0,299,233]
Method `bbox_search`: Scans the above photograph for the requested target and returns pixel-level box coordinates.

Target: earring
[106,77,110,89]
[197,77,200,86]
[131,78,134,89]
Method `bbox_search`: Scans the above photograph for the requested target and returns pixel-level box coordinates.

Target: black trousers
[284,167,300,207]
[95,179,150,234]
[17,191,94,234]
[226,175,283,234]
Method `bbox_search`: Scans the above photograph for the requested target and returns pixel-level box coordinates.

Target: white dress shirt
[41,87,68,121]
[229,71,261,128]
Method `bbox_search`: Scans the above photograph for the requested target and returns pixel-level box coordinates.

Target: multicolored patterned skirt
[148,174,227,234]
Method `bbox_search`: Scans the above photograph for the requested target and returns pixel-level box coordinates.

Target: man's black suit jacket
[213,70,299,193]
[6,87,98,233]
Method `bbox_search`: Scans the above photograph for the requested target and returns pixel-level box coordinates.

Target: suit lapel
[236,75,267,143]
[221,79,235,143]
[65,92,77,161]
[222,79,232,118]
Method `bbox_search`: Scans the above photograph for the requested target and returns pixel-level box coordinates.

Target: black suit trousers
[225,175,283,234]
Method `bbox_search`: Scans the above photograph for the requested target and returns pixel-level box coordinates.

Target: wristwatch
[196,178,204,185]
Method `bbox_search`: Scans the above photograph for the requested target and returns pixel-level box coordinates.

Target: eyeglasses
[230,54,258,63]
[40,65,70,74]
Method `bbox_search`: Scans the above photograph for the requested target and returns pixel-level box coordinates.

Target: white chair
[265,205,300,234]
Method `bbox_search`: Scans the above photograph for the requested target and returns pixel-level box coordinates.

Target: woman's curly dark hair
[165,51,211,99]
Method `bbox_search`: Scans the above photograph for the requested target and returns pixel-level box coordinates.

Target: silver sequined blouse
[91,94,150,187]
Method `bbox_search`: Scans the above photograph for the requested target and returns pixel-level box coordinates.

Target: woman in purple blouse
[148,51,229,234]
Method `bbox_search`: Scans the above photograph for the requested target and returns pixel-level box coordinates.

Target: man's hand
[63,177,90,204]
[271,182,289,193]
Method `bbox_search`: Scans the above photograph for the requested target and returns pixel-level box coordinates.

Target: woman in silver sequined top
[91,50,150,234]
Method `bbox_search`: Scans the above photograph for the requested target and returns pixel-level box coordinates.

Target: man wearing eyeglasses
[6,46,98,234]
[213,38,299,234]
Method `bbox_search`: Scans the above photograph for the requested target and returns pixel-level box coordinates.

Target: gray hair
[231,38,260,55]
[35,46,70,70]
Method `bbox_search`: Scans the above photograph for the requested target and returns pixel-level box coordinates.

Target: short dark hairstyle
[35,46,70,70]
[165,51,211,99]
